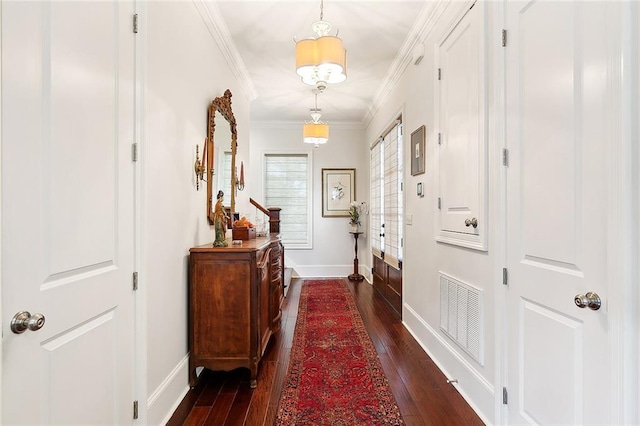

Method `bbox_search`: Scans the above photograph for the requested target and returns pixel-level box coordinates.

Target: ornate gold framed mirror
[206,90,238,224]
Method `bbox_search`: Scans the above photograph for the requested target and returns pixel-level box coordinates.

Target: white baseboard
[147,354,190,426]
[291,264,352,278]
[403,304,495,425]
[290,263,372,279]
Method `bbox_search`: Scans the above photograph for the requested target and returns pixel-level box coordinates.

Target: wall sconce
[194,139,209,191]
[193,140,207,191]
[235,161,245,191]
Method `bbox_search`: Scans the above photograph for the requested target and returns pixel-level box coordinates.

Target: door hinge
[502,268,508,286]
[133,400,139,419]
[502,29,507,47]
[133,14,139,34]
[401,238,403,248]
[371,267,374,274]
[133,271,139,291]
[400,182,403,191]
[437,197,442,210]
[438,132,442,145]
[502,148,509,166]
[438,68,442,81]
[132,143,139,162]
[502,387,508,404]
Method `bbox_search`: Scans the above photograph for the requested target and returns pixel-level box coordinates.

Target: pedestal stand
[348,231,364,282]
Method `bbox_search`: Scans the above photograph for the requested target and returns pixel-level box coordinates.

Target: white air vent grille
[439,273,483,365]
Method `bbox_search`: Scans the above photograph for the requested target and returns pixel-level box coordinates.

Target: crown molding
[193,0,258,101]
[362,0,450,128]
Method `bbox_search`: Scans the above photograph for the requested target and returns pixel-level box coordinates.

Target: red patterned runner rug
[275,279,404,425]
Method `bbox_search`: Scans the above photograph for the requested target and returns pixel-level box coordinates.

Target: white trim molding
[291,265,353,279]
[363,0,450,128]
[147,354,190,426]
[403,304,494,425]
[193,0,257,102]
[607,3,639,423]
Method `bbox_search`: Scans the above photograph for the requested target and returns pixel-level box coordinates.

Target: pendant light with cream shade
[295,0,347,91]
[303,91,329,147]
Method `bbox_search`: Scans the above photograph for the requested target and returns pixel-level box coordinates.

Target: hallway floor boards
[167,278,484,425]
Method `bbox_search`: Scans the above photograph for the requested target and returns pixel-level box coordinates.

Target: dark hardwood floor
[167,278,484,426]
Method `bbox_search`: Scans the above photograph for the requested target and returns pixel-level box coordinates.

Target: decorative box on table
[232,226,256,240]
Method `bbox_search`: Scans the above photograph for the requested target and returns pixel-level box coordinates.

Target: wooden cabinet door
[269,242,284,330]
[191,258,250,358]
[257,249,271,356]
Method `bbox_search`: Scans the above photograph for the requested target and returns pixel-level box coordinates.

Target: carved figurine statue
[213,190,228,247]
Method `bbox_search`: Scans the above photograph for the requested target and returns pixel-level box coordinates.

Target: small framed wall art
[411,125,426,176]
[322,168,355,217]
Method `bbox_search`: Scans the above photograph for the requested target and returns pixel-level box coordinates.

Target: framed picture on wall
[411,125,426,176]
[322,168,355,217]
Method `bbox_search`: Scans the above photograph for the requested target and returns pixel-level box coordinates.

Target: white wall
[249,124,369,277]
[364,2,499,423]
[143,2,250,424]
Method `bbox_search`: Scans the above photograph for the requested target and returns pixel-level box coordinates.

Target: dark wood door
[372,255,402,316]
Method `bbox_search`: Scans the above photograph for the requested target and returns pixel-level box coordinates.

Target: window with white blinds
[218,151,232,198]
[264,153,312,248]
[370,119,403,268]
[370,139,383,258]
[384,122,403,268]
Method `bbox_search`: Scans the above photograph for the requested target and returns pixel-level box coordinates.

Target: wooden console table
[348,231,364,282]
[188,234,284,388]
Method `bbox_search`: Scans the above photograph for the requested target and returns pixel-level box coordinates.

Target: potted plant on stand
[349,201,367,232]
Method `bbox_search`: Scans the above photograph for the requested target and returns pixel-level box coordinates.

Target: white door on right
[506,1,618,424]
[437,1,487,252]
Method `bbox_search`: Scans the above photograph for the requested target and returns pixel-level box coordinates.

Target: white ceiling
[209,0,431,126]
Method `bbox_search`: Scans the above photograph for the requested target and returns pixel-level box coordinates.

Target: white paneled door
[2,2,136,424]
[437,2,487,251]
[506,1,618,424]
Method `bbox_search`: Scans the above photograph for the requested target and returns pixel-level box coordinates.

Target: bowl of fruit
[231,216,256,240]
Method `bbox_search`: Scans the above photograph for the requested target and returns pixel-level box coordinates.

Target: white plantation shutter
[370,118,403,268]
[264,153,311,248]
[383,122,403,268]
[220,151,232,199]
[398,126,403,264]
[370,139,383,257]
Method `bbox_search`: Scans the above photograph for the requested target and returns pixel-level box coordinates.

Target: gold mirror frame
[207,89,238,224]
